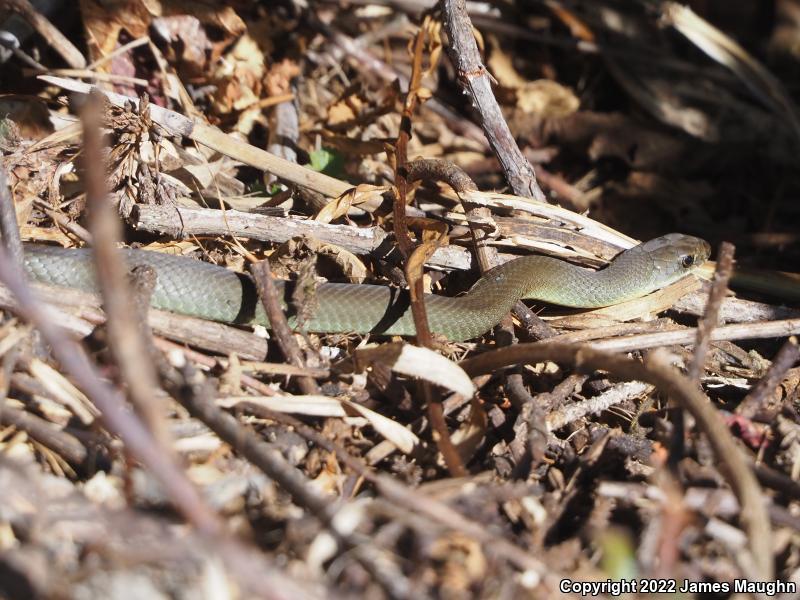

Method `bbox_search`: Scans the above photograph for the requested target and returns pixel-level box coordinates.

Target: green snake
[21,233,710,342]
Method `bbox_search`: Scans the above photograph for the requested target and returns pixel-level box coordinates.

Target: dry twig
[441,0,546,201]
[81,92,172,449]
[250,259,320,396]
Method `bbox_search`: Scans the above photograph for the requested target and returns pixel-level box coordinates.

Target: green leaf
[308,147,345,178]
[599,528,638,580]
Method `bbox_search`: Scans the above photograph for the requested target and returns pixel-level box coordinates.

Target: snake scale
[22,233,710,342]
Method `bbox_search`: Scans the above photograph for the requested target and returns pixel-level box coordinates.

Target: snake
[21,233,710,342]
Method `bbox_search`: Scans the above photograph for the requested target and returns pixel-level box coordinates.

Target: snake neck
[463,251,657,309]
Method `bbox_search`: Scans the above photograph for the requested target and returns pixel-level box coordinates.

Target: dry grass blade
[664,2,800,141]
[37,76,350,199]
[219,394,420,453]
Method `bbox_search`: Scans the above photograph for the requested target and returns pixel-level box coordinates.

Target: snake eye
[680,255,695,268]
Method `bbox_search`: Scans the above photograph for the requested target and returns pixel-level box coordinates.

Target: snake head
[639,233,711,287]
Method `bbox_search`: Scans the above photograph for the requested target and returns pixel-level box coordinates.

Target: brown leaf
[211,35,266,114]
[79,0,151,59]
[315,184,385,223]
[265,59,301,97]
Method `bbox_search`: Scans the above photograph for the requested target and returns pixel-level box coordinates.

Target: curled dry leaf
[406,238,447,300]
[516,80,580,118]
[273,237,368,283]
[315,184,386,223]
[354,342,476,398]
[152,15,214,76]
[326,91,372,128]
[305,239,368,283]
[81,0,151,58]
[407,216,449,244]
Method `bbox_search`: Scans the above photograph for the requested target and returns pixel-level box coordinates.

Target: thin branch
[82,92,172,450]
[402,161,554,472]
[671,241,734,466]
[2,0,86,68]
[159,356,411,599]
[737,336,800,420]
[153,337,277,397]
[441,0,546,200]
[34,199,93,243]
[0,402,88,465]
[579,318,800,352]
[250,260,320,396]
[394,27,434,346]
[237,402,554,581]
[314,18,489,146]
[688,241,735,380]
[546,381,653,431]
[111,252,348,597]
[405,158,493,270]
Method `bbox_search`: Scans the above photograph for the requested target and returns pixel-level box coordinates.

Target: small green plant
[308,147,345,179]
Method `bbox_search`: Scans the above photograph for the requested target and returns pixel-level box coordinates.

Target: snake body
[22,233,710,342]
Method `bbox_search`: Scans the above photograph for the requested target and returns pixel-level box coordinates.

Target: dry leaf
[516,80,580,117]
[212,35,266,114]
[328,95,363,127]
[265,59,301,97]
[487,39,527,88]
[407,216,449,244]
[80,0,151,59]
[449,397,488,464]
[406,240,444,302]
[354,342,476,398]
[315,184,384,223]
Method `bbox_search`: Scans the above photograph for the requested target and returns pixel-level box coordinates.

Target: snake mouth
[693,239,712,271]
[700,240,712,262]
